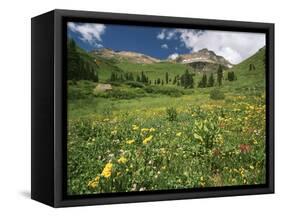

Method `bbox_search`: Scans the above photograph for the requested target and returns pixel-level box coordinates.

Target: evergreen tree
[67,39,81,80]
[173,76,177,85]
[161,80,164,85]
[157,78,161,85]
[227,71,236,81]
[128,72,134,81]
[207,73,215,87]
[165,72,169,84]
[180,69,194,88]
[136,74,141,82]
[249,63,256,71]
[198,73,207,88]
[217,65,223,86]
[110,71,118,81]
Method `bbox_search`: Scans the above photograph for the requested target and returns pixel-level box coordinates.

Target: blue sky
[67,23,192,60]
[67,22,265,64]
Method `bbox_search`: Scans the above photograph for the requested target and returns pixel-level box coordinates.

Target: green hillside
[228,47,265,88]
[67,38,123,81]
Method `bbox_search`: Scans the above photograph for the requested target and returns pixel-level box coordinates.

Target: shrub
[67,80,96,100]
[93,88,146,99]
[210,89,225,100]
[144,86,183,97]
[124,81,145,88]
[166,107,178,121]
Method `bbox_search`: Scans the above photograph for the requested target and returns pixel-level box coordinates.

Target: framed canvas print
[31,9,274,207]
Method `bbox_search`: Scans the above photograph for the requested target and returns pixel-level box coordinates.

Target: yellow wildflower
[117,156,127,164]
[176,132,182,137]
[101,163,113,178]
[160,148,166,154]
[143,135,153,144]
[250,165,254,170]
[126,139,135,145]
[141,128,150,132]
[132,125,139,130]
[88,176,100,188]
[111,130,117,135]
[149,127,156,132]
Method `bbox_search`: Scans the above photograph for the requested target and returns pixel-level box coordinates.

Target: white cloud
[161,44,168,49]
[166,30,178,40]
[157,29,166,40]
[158,28,265,64]
[95,43,103,48]
[67,22,106,47]
[168,53,179,60]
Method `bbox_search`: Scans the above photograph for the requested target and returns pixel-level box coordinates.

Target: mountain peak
[91,48,160,64]
[173,49,232,68]
[198,48,209,53]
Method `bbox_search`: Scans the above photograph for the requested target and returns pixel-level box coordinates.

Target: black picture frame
[31,9,274,207]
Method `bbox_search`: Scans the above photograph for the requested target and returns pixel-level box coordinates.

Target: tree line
[109,65,237,88]
[67,39,99,82]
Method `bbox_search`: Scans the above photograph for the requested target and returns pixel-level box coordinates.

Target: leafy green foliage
[144,86,184,97]
[210,89,225,100]
[166,107,178,121]
[124,81,145,88]
[68,96,266,194]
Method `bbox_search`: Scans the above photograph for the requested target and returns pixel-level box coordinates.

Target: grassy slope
[116,61,187,80]
[76,47,123,80]
[223,47,265,89]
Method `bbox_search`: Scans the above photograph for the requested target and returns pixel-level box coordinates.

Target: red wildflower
[239,144,251,153]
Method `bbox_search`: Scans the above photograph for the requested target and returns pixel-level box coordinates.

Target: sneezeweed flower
[126,139,135,145]
[141,128,150,133]
[101,162,113,178]
[132,125,139,130]
[176,132,182,137]
[88,176,100,189]
[143,135,153,144]
[117,156,127,164]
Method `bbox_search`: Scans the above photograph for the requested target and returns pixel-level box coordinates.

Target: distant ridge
[91,48,160,64]
[170,48,233,68]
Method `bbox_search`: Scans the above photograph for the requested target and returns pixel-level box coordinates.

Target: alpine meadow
[66,23,266,195]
